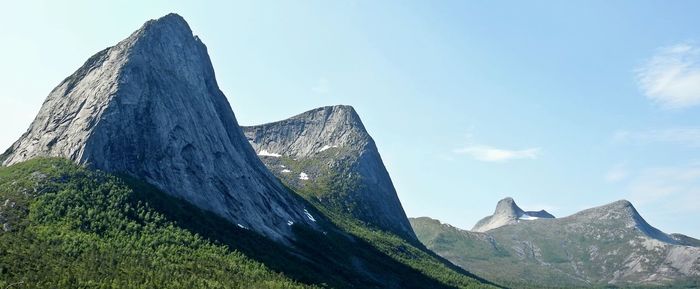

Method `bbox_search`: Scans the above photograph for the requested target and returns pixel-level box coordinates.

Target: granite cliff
[243,106,416,241]
[0,14,316,241]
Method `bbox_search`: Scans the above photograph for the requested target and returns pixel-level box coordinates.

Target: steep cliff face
[472,197,554,232]
[412,199,700,287]
[1,14,315,241]
[242,105,417,241]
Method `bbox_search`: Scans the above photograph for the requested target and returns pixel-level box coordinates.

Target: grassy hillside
[410,217,700,289]
[0,158,495,289]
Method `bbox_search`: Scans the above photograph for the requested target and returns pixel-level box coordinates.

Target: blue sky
[2,1,700,237]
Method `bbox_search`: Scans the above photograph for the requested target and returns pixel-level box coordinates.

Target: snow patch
[281,169,291,173]
[287,220,294,226]
[299,172,310,180]
[303,209,316,222]
[319,145,339,152]
[519,213,540,221]
[236,224,249,230]
[258,150,282,157]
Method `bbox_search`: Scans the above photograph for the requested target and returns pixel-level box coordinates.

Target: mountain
[242,105,416,241]
[472,197,555,232]
[0,158,498,289]
[0,158,314,289]
[411,199,700,288]
[0,14,496,289]
[0,13,315,241]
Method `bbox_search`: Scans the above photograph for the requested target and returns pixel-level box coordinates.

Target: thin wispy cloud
[605,164,629,183]
[614,127,700,147]
[453,145,540,162]
[636,43,700,109]
[311,77,330,94]
[623,163,700,212]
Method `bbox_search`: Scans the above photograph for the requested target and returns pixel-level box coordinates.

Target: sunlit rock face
[1,14,317,241]
[243,105,417,241]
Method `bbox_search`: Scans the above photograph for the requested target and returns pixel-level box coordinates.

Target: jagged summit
[471,197,554,232]
[242,105,418,241]
[137,13,191,37]
[1,14,317,241]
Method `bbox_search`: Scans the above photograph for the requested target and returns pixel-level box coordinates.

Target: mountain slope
[0,158,496,289]
[0,14,496,289]
[411,199,700,288]
[242,106,501,288]
[472,197,554,232]
[242,105,416,241]
[0,13,314,241]
[0,158,314,289]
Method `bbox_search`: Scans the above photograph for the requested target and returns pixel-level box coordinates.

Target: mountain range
[411,198,700,288]
[1,12,698,289]
[0,13,493,289]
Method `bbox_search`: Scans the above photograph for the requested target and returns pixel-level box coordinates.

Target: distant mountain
[0,13,315,241]
[243,105,416,241]
[411,199,700,288]
[472,197,554,232]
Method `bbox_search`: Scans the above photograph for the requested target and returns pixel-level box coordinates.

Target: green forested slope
[0,158,312,289]
[0,158,495,289]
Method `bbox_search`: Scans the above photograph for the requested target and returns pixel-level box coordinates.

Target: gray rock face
[1,14,315,241]
[412,200,700,287]
[471,197,554,232]
[242,105,417,241]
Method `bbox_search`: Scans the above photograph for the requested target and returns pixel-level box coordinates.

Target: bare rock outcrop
[1,14,315,241]
[471,197,554,232]
[243,105,417,241]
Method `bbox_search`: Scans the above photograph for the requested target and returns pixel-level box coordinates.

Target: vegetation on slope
[0,158,495,289]
[0,158,313,289]
[410,217,700,289]
[267,153,497,289]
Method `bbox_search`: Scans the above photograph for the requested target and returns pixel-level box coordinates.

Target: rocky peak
[1,14,316,241]
[243,105,417,241]
[569,199,676,243]
[571,200,639,221]
[493,197,525,218]
[243,105,370,159]
[472,197,555,232]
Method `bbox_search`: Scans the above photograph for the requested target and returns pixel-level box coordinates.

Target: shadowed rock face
[242,105,417,241]
[471,197,554,232]
[1,14,315,241]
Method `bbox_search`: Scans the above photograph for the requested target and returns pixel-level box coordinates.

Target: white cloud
[636,43,700,109]
[453,145,540,162]
[311,77,330,94]
[623,163,700,212]
[614,127,700,147]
